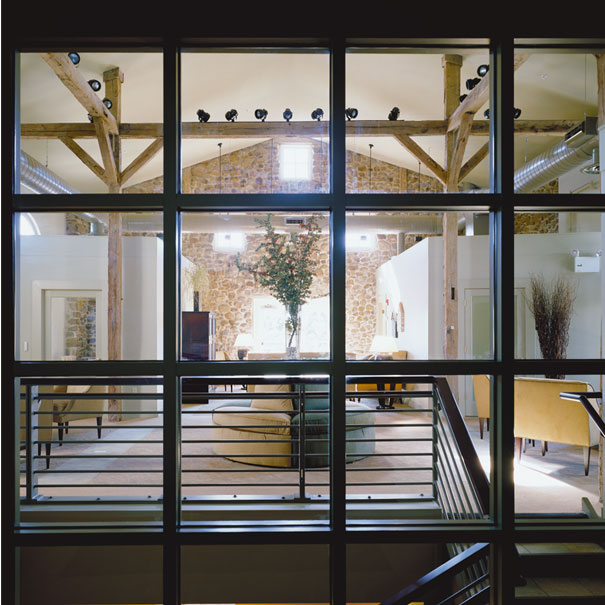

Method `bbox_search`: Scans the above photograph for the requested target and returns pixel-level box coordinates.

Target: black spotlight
[311,108,324,121]
[283,108,293,122]
[197,109,210,123]
[87,114,93,123]
[345,107,358,121]
[513,107,522,119]
[254,108,268,122]
[459,94,468,103]
[466,77,481,91]
[477,64,489,77]
[484,109,490,119]
[88,79,101,92]
[102,98,112,110]
[388,106,400,121]
[68,52,80,66]
[225,109,238,122]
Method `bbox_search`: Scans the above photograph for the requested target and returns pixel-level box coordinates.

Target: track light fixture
[102,98,112,110]
[388,107,400,121]
[477,64,489,77]
[345,107,358,121]
[484,109,489,119]
[513,107,522,119]
[466,77,481,91]
[197,109,210,123]
[311,108,324,121]
[283,108,293,122]
[88,79,101,92]
[87,114,93,123]
[225,109,238,122]
[254,108,268,122]
[459,94,468,103]
[68,52,80,66]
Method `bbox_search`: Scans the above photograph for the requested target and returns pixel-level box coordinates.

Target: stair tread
[516,576,605,598]
[517,542,605,555]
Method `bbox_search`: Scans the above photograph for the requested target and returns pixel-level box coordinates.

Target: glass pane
[346,47,491,193]
[514,50,603,194]
[21,546,162,605]
[180,211,330,360]
[514,374,603,517]
[18,376,163,521]
[19,52,163,194]
[514,210,603,359]
[182,545,329,604]
[346,210,492,360]
[181,50,330,193]
[15,211,163,361]
[181,376,330,525]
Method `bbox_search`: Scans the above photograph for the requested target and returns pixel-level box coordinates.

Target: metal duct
[20,151,77,195]
[514,118,599,193]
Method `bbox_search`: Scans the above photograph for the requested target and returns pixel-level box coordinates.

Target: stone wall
[514,213,559,234]
[64,297,96,360]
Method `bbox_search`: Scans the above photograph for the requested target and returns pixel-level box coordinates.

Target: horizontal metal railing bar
[181,453,293,458]
[31,440,164,445]
[19,377,164,385]
[34,454,163,459]
[28,484,162,488]
[346,467,432,472]
[31,424,161,429]
[33,393,163,400]
[34,469,162,473]
[181,483,301,487]
[348,452,432,457]
[181,468,300,473]
[347,482,433,487]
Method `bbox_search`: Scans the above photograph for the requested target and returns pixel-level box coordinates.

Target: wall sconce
[388,107,400,121]
[254,108,268,122]
[345,107,358,120]
[283,108,293,122]
[68,52,80,66]
[311,108,324,121]
[197,109,210,123]
[225,109,238,122]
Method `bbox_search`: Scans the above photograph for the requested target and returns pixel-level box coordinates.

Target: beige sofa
[472,375,600,475]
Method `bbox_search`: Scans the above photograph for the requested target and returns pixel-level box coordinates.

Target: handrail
[434,377,490,516]
[560,391,605,438]
[380,543,490,605]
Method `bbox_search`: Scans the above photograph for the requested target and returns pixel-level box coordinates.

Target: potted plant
[527,274,577,379]
[235,214,322,359]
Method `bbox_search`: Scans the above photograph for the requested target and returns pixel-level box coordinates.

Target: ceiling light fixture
[477,64,489,77]
[225,109,238,122]
[345,107,358,121]
[484,109,489,119]
[283,108,293,122]
[102,98,112,110]
[466,77,481,91]
[311,108,324,121]
[197,109,210,123]
[388,106,400,121]
[254,108,268,122]
[88,79,101,92]
[68,52,80,66]
[87,114,93,123]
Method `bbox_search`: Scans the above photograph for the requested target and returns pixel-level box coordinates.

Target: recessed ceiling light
[539,73,548,80]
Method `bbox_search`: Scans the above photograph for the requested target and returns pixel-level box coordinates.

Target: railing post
[298,383,307,500]
[432,383,439,504]
[25,384,39,501]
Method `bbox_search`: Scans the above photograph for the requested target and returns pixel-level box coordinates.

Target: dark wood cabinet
[182,311,215,403]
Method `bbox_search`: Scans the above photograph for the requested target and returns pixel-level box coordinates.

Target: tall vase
[285,305,301,360]
[193,291,200,312]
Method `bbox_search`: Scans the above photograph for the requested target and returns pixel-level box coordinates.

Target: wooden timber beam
[120,138,164,186]
[448,53,530,132]
[40,53,119,135]
[59,136,107,183]
[94,118,119,188]
[20,119,581,140]
[447,112,474,189]
[458,142,489,182]
[393,133,446,184]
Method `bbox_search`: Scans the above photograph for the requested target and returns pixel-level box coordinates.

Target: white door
[43,289,105,360]
[462,288,526,414]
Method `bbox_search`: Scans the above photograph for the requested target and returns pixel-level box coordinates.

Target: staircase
[515,542,605,603]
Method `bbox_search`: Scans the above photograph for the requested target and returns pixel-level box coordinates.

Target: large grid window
[6,32,605,605]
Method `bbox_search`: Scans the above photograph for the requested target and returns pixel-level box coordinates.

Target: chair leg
[96,416,103,439]
[479,417,484,440]
[65,421,69,434]
[541,441,548,456]
[515,437,522,460]
[58,422,64,445]
[584,447,591,476]
[486,418,490,433]
[45,443,51,469]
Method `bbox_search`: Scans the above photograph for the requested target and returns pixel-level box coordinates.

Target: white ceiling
[19,49,600,193]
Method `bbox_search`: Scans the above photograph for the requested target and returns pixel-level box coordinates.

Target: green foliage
[235,214,322,345]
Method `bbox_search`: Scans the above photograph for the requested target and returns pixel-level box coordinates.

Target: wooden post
[104,68,124,419]
[442,55,462,398]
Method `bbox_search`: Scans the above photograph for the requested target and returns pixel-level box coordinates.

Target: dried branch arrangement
[527,274,577,378]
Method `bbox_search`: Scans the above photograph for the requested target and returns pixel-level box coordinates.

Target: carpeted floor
[22,389,601,515]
